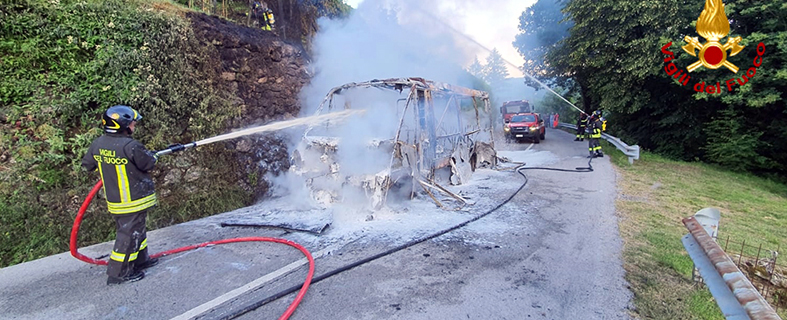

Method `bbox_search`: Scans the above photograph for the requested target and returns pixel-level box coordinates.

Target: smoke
[269,0,501,211]
[513,0,570,72]
[300,0,481,113]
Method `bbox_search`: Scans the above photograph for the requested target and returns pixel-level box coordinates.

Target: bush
[703,107,774,172]
[0,0,240,267]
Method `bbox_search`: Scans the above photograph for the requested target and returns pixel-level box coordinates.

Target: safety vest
[256,10,274,30]
[81,134,158,214]
[266,11,275,25]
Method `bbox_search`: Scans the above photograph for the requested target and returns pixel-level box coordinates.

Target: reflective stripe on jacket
[81,134,157,214]
[590,119,603,138]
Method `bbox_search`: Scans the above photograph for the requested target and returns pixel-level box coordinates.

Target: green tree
[513,0,569,79]
[703,107,773,172]
[523,0,786,177]
[513,0,597,112]
[467,56,484,80]
[482,48,509,88]
[701,0,787,176]
[537,86,581,124]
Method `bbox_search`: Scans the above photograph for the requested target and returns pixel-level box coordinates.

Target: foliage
[482,48,509,88]
[514,0,570,79]
[0,0,351,267]
[467,57,484,80]
[171,0,351,47]
[464,49,508,108]
[536,86,581,124]
[0,0,242,267]
[703,107,774,171]
[515,0,787,178]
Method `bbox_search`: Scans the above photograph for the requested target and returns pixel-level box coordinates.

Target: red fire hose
[70,180,314,320]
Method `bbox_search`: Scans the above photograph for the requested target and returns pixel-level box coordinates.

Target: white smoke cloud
[300,0,480,114]
[271,0,509,210]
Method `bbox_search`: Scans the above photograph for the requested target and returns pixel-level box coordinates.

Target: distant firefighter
[575,112,587,141]
[252,1,275,31]
[587,110,604,158]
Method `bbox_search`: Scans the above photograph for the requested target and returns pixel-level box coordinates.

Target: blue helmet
[102,105,142,133]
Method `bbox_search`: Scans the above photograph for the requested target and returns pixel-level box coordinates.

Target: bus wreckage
[290,77,498,210]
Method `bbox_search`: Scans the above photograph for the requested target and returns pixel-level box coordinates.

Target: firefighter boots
[107,270,144,285]
[135,257,159,271]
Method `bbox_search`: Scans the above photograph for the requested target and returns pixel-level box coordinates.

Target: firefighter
[575,112,587,141]
[81,105,163,285]
[587,110,604,158]
[252,1,275,31]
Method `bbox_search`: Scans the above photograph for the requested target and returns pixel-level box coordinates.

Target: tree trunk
[278,0,286,39]
[246,0,252,26]
[579,80,591,113]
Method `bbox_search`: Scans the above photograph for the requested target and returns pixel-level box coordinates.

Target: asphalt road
[0,127,633,320]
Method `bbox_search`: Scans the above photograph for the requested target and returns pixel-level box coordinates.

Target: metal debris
[292,77,496,210]
[220,207,333,234]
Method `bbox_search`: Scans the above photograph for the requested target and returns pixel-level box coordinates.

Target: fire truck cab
[500,100,533,123]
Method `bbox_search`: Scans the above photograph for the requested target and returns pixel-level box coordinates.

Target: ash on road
[0,127,632,320]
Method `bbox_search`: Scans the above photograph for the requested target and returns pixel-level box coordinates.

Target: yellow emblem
[682,0,744,73]
[110,113,120,119]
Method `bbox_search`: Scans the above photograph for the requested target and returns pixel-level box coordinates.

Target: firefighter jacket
[589,118,603,139]
[81,133,157,214]
[578,117,587,129]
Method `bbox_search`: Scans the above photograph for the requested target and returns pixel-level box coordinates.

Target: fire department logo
[660,0,765,93]
[681,0,744,73]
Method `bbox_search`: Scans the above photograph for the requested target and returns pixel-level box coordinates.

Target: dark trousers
[108,209,150,278]
[588,138,601,154]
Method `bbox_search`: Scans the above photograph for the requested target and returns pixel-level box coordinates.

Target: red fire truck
[500,100,534,123]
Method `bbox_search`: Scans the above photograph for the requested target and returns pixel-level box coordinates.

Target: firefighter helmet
[592,110,603,118]
[102,105,142,133]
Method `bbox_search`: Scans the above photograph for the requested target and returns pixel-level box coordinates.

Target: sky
[343,0,537,78]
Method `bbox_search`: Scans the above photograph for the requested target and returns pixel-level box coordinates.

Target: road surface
[0,127,632,319]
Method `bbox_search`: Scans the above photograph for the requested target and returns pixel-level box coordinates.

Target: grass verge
[605,141,787,319]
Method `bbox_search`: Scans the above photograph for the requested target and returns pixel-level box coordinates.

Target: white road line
[525,143,534,152]
[170,245,338,320]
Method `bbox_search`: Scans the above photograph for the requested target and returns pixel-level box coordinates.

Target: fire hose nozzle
[155,142,197,157]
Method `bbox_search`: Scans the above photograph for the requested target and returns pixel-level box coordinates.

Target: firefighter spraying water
[79,107,363,285]
[586,110,605,158]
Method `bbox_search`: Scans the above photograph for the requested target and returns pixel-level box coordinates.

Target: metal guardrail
[557,122,641,164]
[682,214,782,320]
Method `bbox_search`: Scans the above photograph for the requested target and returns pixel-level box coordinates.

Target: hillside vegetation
[0,0,347,267]
[517,0,787,180]
[607,147,787,319]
